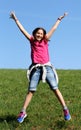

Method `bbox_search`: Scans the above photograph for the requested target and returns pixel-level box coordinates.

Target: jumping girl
[10,12,71,123]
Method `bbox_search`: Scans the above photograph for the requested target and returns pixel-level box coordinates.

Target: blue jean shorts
[28,66,58,91]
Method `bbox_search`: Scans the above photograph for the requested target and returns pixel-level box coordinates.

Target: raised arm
[10,11,31,40]
[46,12,68,40]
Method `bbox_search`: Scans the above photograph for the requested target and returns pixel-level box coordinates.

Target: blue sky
[0,0,81,69]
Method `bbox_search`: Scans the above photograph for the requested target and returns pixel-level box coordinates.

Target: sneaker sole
[17,114,27,123]
[65,116,71,121]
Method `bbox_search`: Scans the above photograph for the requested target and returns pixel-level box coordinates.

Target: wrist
[57,18,61,21]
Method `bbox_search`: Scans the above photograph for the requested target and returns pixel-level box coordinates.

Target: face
[34,29,44,41]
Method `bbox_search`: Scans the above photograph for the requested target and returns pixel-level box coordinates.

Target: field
[0,69,81,130]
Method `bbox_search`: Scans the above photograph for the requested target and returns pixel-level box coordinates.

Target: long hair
[32,27,46,38]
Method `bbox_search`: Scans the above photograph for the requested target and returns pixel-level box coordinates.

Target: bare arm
[10,11,31,40]
[46,12,68,40]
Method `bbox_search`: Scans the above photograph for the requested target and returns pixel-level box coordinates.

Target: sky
[0,0,81,69]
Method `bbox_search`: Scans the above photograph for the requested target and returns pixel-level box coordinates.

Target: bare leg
[23,91,34,110]
[17,91,34,123]
[53,88,67,109]
[53,88,71,120]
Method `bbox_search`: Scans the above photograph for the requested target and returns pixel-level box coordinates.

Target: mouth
[36,36,42,40]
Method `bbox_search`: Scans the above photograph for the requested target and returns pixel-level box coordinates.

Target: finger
[64,12,68,17]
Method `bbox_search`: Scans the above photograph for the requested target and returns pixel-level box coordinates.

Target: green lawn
[0,69,81,130]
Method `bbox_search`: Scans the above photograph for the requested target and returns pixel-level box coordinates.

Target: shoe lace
[18,112,25,118]
[64,109,69,116]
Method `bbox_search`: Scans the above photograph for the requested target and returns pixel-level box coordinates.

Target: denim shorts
[28,66,58,91]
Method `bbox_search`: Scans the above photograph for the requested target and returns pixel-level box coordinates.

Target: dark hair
[32,27,46,38]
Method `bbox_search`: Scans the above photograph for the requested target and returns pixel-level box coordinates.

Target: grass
[0,69,81,130]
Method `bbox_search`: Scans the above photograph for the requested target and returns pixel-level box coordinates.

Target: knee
[28,91,35,95]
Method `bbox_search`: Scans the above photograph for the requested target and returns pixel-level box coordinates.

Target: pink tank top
[30,37,50,64]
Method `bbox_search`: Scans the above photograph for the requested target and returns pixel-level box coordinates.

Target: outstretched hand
[64,12,68,17]
[10,11,17,21]
[58,12,68,20]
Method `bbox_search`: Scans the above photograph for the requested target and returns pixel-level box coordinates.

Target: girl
[10,12,71,123]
